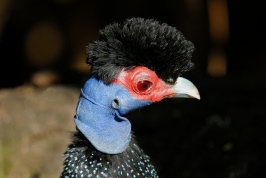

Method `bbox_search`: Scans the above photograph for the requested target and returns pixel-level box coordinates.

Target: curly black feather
[86,17,195,84]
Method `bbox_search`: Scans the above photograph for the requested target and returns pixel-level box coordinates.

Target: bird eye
[136,80,152,93]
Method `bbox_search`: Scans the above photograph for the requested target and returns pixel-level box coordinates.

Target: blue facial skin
[74,77,152,154]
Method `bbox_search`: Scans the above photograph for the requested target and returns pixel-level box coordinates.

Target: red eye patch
[112,66,173,102]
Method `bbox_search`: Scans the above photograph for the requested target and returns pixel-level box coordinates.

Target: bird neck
[74,77,133,154]
[60,130,159,178]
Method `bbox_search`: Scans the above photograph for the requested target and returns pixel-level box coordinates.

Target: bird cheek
[110,90,153,115]
[148,80,174,102]
[149,90,174,102]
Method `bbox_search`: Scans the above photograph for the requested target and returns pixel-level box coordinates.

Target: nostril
[111,99,120,109]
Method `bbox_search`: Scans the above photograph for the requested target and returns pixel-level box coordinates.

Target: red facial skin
[112,66,175,102]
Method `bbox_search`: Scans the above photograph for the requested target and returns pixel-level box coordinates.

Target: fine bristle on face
[86,17,195,84]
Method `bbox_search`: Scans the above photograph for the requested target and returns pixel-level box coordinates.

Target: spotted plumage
[60,131,159,178]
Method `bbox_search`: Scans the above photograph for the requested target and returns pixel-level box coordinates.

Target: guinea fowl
[60,17,200,178]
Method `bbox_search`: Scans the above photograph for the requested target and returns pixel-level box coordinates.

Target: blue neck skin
[74,76,152,154]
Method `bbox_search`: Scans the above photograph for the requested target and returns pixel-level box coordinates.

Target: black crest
[86,17,195,84]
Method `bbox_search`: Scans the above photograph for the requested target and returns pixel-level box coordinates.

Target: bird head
[74,17,200,154]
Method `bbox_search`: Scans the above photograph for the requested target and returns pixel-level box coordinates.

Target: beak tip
[193,90,201,100]
[195,94,201,100]
[188,91,200,100]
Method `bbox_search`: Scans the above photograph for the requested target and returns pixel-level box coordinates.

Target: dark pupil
[142,83,147,88]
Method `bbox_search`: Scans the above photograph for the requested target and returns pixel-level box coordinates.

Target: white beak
[172,77,200,100]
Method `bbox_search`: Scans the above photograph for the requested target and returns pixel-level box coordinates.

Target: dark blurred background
[0,0,265,177]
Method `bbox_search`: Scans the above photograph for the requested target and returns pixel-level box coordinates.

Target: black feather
[87,17,195,84]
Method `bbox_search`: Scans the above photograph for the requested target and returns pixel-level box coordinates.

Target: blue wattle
[74,77,152,154]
